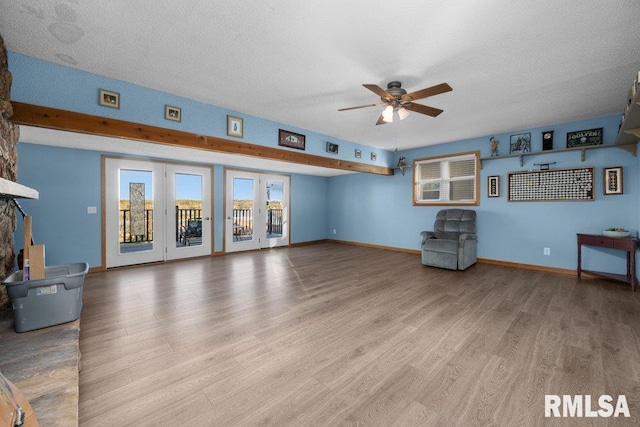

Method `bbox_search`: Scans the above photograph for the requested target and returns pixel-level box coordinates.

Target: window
[413,151,480,206]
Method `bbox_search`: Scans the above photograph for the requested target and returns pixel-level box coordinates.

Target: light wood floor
[79,243,640,426]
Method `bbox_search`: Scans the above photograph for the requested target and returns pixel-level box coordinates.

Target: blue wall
[328,114,638,273]
[9,53,339,267]
[9,53,639,276]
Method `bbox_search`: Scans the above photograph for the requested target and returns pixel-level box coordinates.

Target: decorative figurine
[490,137,500,157]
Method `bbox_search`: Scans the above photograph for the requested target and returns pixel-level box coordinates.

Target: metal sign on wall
[508,167,594,202]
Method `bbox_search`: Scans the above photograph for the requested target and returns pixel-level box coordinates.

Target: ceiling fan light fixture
[382,105,394,122]
[397,107,410,120]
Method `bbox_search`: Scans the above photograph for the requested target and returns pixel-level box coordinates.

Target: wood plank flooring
[78,243,640,426]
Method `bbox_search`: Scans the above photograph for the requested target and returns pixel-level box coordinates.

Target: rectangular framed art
[603,166,623,195]
[566,127,603,148]
[327,142,339,154]
[488,176,500,197]
[278,129,305,150]
[99,89,120,109]
[227,116,243,138]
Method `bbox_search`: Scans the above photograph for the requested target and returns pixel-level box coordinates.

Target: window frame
[412,151,480,206]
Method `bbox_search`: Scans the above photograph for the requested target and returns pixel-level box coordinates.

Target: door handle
[204,217,210,221]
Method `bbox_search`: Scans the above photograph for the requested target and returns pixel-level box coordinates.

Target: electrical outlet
[333,229,337,234]
[87,206,97,214]
[543,247,550,256]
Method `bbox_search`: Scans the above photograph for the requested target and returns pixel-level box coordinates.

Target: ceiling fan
[338,81,452,125]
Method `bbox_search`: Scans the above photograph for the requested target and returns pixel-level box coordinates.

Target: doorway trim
[102,155,214,268]
[223,168,291,253]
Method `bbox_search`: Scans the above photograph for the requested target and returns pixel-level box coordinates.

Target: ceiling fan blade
[363,84,393,101]
[404,102,444,117]
[375,113,387,125]
[402,83,452,102]
[338,102,384,111]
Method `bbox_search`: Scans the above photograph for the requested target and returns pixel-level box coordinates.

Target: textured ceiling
[2,1,640,156]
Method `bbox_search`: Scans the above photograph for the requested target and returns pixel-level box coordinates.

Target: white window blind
[413,152,479,205]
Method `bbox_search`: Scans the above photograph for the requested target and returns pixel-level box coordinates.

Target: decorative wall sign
[566,127,603,148]
[327,142,339,154]
[99,89,120,109]
[278,129,305,150]
[227,116,243,138]
[509,133,531,154]
[165,105,181,122]
[603,166,623,195]
[508,167,594,202]
[488,176,500,197]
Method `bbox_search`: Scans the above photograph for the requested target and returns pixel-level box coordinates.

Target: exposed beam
[11,102,393,176]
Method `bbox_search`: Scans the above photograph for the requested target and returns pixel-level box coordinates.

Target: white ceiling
[2,1,640,174]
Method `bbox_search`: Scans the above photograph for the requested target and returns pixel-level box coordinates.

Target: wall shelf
[482,75,640,169]
[480,143,635,169]
[615,79,640,152]
[0,178,39,199]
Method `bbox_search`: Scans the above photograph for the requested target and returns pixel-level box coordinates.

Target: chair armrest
[459,233,477,244]
[420,231,436,245]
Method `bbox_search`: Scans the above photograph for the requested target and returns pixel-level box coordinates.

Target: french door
[105,158,212,268]
[225,170,289,253]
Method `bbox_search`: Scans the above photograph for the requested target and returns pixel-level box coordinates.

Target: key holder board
[508,167,594,202]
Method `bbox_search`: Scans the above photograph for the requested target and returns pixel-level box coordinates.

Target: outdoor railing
[176,207,202,241]
[120,209,154,243]
[119,207,283,243]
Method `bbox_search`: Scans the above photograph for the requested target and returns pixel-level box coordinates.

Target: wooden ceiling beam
[10,102,393,176]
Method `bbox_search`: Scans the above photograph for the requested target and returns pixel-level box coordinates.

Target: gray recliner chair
[420,209,477,270]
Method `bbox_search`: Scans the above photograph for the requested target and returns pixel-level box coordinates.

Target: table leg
[577,242,582,279]
[630,248,636,292]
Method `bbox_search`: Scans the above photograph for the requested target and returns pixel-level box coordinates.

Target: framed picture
[278,129,305,150]
[227,116,243,138]
[566,127,603,148]
[327,142,339,154]
[371,152,377,161]
[509,133,531,154]
[165,105,181,122]
[355,149,362,158]
[603,166,623,195]
[99,89,119,109]
[488,176,500,197]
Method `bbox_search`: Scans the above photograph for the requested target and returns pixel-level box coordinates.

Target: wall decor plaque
[566,127,603,148]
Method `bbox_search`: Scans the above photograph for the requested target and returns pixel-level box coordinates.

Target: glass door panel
[105,158,164,267]
[119,169,154,254]
[166,164,212,260]
[225,170,289,252]
[262,174,289,248]
[225,171,260,252]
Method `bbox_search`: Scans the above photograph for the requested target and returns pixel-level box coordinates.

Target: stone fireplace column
[0,33,19,308]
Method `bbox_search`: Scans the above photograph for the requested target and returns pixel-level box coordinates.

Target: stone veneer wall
[0,33,18,310]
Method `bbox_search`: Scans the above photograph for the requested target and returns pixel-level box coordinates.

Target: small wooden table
[577,233,637,292]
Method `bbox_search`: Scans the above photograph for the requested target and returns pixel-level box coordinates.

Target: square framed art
[165,105,181,122]
[509,133,531,154]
